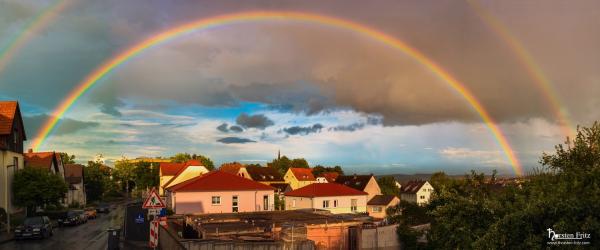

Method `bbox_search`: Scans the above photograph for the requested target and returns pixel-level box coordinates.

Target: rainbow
[467,0,575,138]
[0,0,72,75]
[31,11,524,175]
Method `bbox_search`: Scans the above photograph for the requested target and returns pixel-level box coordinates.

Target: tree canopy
[267,155,310,175]
[13,167,68,215]
[377,176,400,196]
[387,122,600,249]
[312,165,344,176]
[171,153,215,170]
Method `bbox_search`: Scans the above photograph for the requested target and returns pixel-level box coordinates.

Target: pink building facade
[167,171,275,214]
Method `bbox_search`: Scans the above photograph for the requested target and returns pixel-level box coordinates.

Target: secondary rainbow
[467,0,575,137]
[31,11,524,175]
[0,0,72,74]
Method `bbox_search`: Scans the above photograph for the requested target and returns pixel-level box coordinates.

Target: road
[0,203,125,250]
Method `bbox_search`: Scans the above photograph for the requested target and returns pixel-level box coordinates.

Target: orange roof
[160,162,186,176]
[161,160,205,188]
[289,168,315,181]
[168,171,275,192]
[285,183,367,197]
[0,101,26,139]
[318,172,340,182]
[24,152,57,171]
[219,162,244,174]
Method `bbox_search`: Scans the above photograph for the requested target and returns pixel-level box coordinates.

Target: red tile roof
[318,172,340,182]
[167,171,275,192]
[161,160,206,188]
[0,101,18,135]
[284,183,368,197]
[64,164,83,178]
[219,162,244,174]
[289,168,315,181]
[24,152,56,171]
[160,162,186,176]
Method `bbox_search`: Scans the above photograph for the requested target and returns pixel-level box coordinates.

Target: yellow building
[159,160,208,195]
[283,168,316,190]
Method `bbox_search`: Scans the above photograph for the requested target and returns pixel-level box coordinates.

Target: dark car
[96,204,110,213]
[14,216,53,239]
[58,210,86,226]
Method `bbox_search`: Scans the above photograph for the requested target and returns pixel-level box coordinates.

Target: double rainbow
[0,0,71,75]
[467,0,575,137]
[30,11,524,175]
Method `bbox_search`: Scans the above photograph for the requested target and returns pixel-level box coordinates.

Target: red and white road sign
[149,220,159,248]
[142,188,166,209]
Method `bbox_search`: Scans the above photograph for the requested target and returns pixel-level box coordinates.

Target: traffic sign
[148,208,160,216]
[142,188,166,209]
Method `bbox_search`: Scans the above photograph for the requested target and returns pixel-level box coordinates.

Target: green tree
[377,176,400,196]
[133,161,159,190]
[84,160,111,202]
[312,165,344,176]
[267,156,292,175]
[290,158,309,168]
[13,168,68,215]
[59,152,76,166]
[171,153,215,170]
[426,122,600,249]
[114,158,135,195]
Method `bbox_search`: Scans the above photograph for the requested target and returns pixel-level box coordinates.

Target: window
[372,206,383,212]
[211,196,221,205]
[322,200,330,208]
[333,200,338,208]
[292,199,296,208]
[351,199,357,212]
[420,195,425,199]
[13,157,19,170]
[13,129,18,144]
[232,196,239,212]
[263,195,269,211]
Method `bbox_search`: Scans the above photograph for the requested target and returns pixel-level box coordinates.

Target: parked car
[96,203,110,213]
[84,207,97,219]
[58,210,86,226]
[14,216,53,239]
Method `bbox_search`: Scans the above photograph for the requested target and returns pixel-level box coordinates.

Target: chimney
[28,148,33,153]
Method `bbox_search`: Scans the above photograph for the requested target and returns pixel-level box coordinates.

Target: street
[0,203,125,250]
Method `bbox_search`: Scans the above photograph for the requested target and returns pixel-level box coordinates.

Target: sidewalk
[0,232,14,244]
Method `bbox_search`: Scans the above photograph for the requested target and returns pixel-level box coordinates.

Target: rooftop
[167,171,275,192]
[285,183,368,197]
[289,168,315,181]
[367,195,397,206]
[400,180,428,194]
[246,166,283,182]
[335,174,374,191]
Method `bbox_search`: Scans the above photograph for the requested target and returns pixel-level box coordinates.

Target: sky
[0,0,598,175]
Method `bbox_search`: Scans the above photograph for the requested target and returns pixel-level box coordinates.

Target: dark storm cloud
[216,123,244,133]
[330,123,364,132]
[229,125,243,132]
[1,0,599,127]
[217,137,256,144]
[236,113,274,130]
[283,123,323,135]
[23,114,99,136]
[216,123,229,132]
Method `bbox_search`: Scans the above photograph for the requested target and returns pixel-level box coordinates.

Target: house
[24,151,65,178]
[159,160,208,195]
[400,180,434,205]
[283,168,316,190]
[162,160,209,193]
[316,172,339,183]
[64,164,86,206]
[166,171,275,214]
[0,101,26,218]
[367,195,400,219]
[335,174,382,201]
[219,162,251,179]
[245,165,285,185]
[284,183,368,214]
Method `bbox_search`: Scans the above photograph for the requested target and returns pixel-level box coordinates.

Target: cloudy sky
[1,0,598,175]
